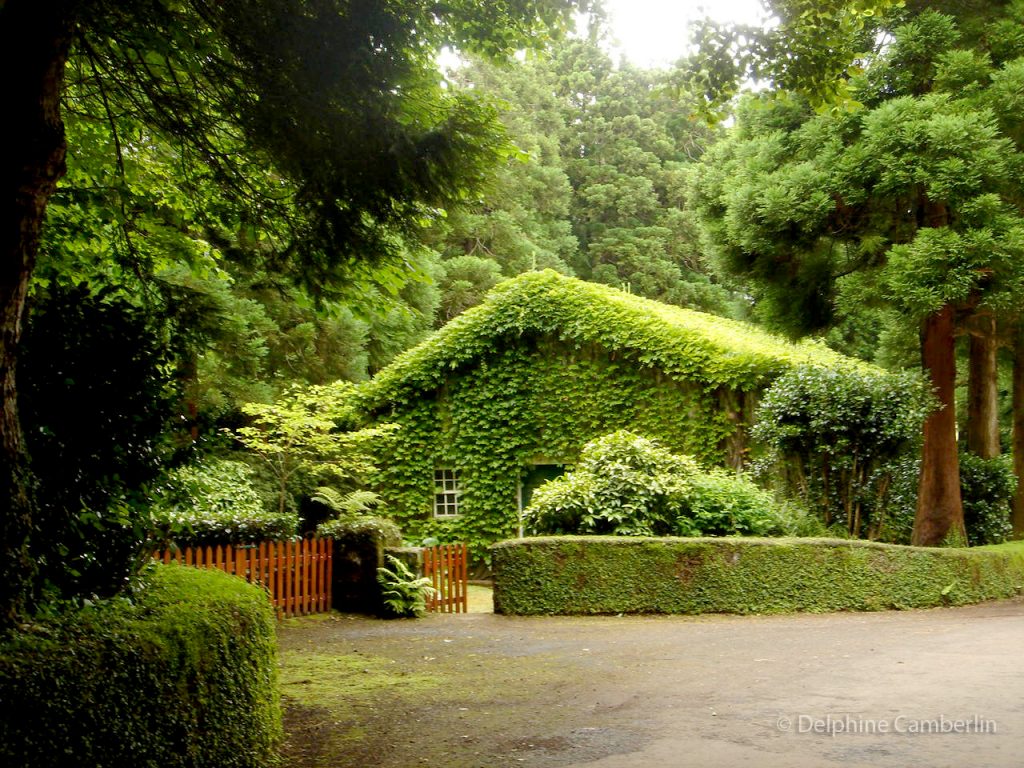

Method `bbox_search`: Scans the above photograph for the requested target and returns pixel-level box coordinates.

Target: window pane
[433,468,462,517]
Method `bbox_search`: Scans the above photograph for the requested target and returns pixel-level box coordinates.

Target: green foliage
[426,35,735,320]
[435,255,504,324]
[676,471,794,537]
[311,487,386,518]
[526,432,696,536]
[426,54,578,281]
[65,0,591,291]
[152,459,300,546]
[376,554,436,618]
[19,285,182,600]
[954,453,1015,546]
[862,454,920,544]
[316,515,402,546]
[525,431,784,537]
[752,366,932,536]
[688,5,1024,550]
[491,536,1024,615]
[233,381,397,516]
[361,271,869,407]
[0,564,280,766]
[686,0,902,118]
[689,8,1024,338]
[547,39,726,311]
[859,452,1016,546]
[46,78,442,421]
[3,0,595,622]
[361,271,877,560]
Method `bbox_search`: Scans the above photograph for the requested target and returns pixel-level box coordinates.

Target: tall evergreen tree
[551,38,733,313]
[689,4,1024,545]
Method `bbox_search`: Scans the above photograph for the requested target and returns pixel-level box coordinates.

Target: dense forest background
[37,23,739,421]
[37,6,1018,450]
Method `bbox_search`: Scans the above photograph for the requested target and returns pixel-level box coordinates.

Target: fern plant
[311,487,385,517]
[376,554,436,618]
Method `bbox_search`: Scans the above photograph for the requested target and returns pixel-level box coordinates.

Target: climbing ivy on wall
[357,271,882,561]
[369,340,732,560]
[358,271,871,408]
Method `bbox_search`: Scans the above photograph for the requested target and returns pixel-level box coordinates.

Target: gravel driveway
[278,598,1024,767]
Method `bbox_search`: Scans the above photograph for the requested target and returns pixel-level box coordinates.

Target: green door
[520,464,566,511]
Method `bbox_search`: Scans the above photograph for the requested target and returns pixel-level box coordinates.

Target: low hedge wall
[491,537,1024,615]
[0,563,281,767]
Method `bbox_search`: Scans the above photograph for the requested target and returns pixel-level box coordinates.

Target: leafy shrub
[19,285,182,599]
[491,536,1024,616]
[862,454,920,543]
[153,458,300,546]
[861,453,1014,546]
[232,381,397,526]
[752,366,932,536]
[525,431,788,537]
[376,554,436,618]
[306,487,386,531]
[0,564,281,766]
[316,515,402,544]
[311,487,385,516]
[956,453,1014,546]
[677,471,791,536]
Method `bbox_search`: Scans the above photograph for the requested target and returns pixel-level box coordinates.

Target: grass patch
[467,584,493,613]
[280,650,441,707]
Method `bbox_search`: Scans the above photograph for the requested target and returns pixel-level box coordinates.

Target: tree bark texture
[1012,327,1024,537]
[965,314,1001,460]
[0,0,75,625]
[912,304,966,546]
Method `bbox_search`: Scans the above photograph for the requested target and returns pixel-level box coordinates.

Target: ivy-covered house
[356,270,870,554]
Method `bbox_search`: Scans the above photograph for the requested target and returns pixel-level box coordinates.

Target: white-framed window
[433,468,462,518]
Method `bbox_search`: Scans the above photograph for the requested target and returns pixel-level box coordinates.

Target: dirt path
[278,599,1024,767]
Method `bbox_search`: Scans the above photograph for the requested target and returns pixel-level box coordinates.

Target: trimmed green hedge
[0,564,281,767]
[491,537,1024,615]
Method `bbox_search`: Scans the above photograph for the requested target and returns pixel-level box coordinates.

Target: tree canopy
[0,0,591,625]
[688,2,1024,545]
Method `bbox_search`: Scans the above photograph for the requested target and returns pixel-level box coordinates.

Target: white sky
[600,0,772,68]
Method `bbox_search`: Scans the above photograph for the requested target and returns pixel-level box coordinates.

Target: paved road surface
[279,599,1024,767]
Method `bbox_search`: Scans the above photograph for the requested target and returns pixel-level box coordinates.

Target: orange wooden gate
[422,543,469,613]
[156,538,332,618]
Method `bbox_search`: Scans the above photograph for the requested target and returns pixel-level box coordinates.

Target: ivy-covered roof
[360,270,874,407]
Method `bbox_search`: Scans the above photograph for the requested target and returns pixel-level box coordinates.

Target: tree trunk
[966,314,1000,459]
[912,304,966,546]
[0,1,75,626]
[1012,326,1024,537]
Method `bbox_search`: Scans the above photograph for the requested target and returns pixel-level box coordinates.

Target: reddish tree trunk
[912,304,966,546]
[1013,327,1024,537]
[966,314,1000,459]
[0,1,75,625]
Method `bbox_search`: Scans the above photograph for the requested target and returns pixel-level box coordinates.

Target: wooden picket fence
[423,543,468,613]
[156,538,332,619]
